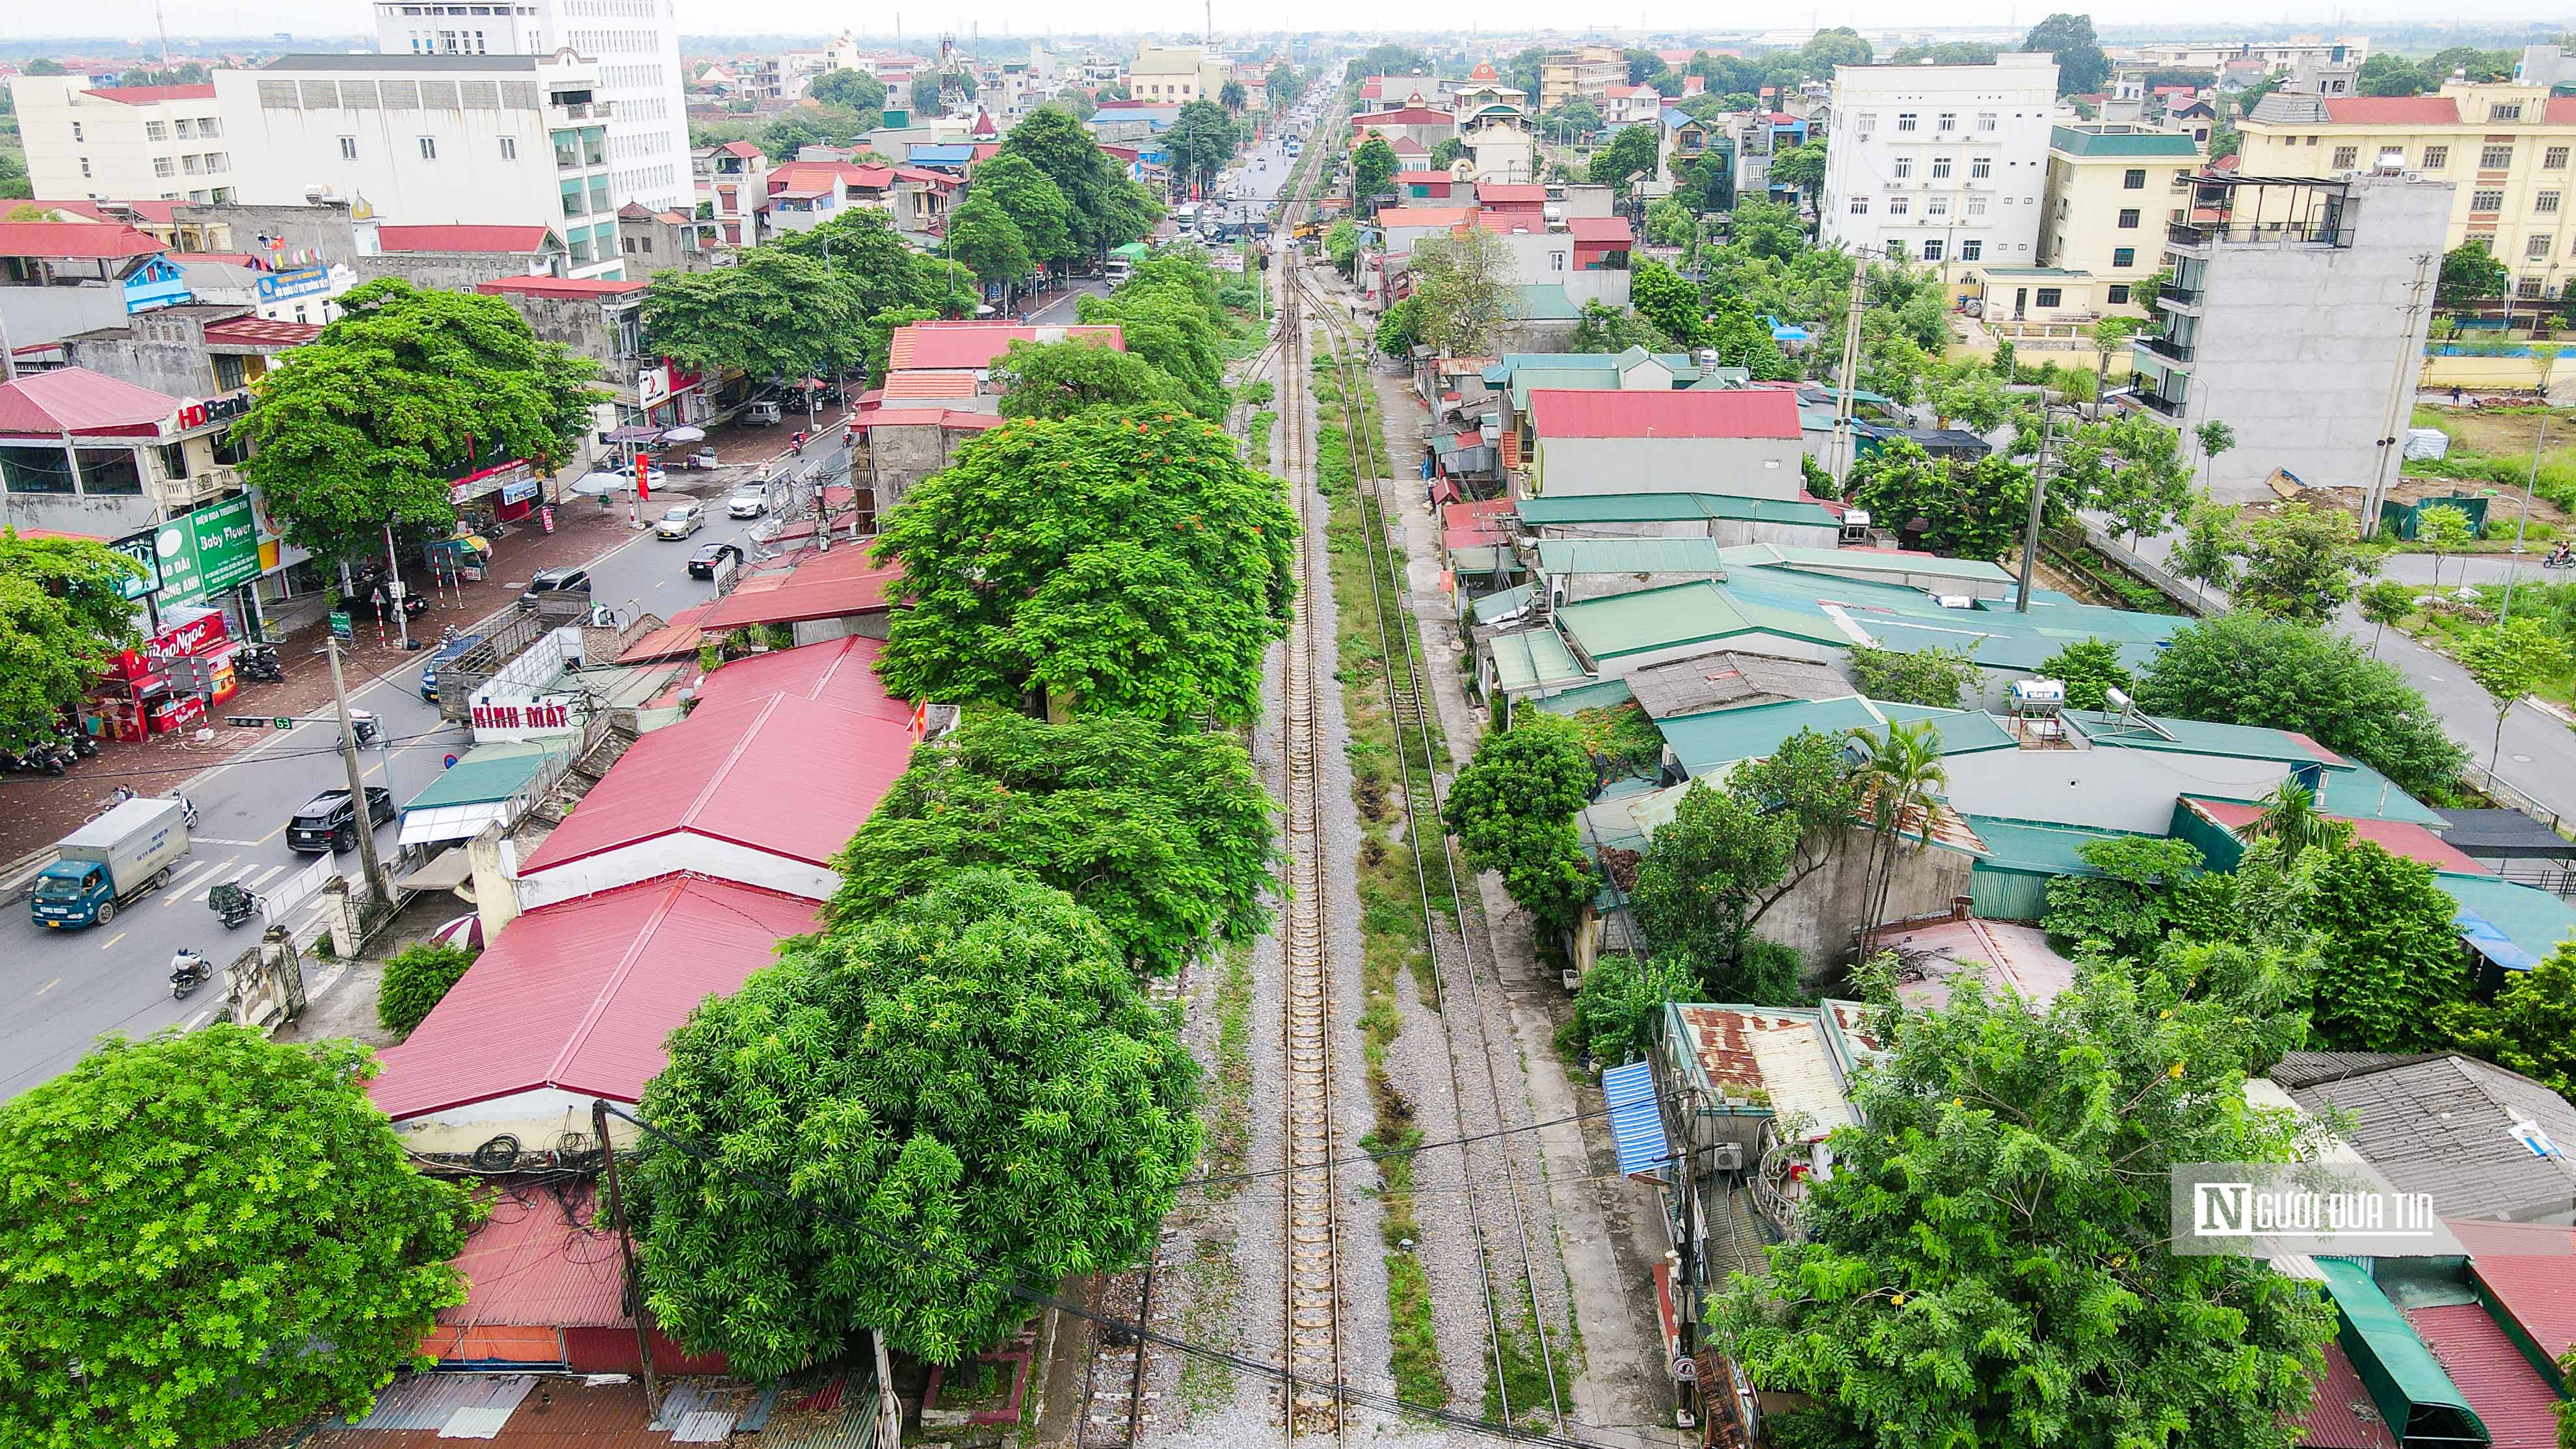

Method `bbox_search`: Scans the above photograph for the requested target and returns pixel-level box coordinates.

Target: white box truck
[30,797,192,929]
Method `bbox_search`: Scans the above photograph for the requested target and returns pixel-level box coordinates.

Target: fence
[2055,520,2215,617]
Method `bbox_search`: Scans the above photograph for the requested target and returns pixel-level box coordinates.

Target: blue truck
[30,797,192,929]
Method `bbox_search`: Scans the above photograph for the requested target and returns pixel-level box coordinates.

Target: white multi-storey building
[1819,53,2058,280]
[8,79,236,204]
[215,53,627,276]
[371,0,688,209]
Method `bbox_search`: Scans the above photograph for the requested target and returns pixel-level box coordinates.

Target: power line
[1184,1104,1618,1190]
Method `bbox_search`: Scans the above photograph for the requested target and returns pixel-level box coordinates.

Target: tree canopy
[827,713,1273,975]
[0,1028,473,1449]
[1351,134,1400,208]
[1441,713,1598,931]
[0,531,143,745]
[2022,12,2110,94]
[993,336,1189,419]
[807,67,886,114]
[1165,100,1243,194]
[1077,252,1236,418]
[966,151,1074,268]
[1404,226,1519,358]
[1847,439,2041,562]
[870,406,1294,724]
[235,280,598,570]
[992,107,1159,255]
[644,244,872,384]
[636,869,1201,1371]
[1588,125,1662,200]
[1632,728,1855,992]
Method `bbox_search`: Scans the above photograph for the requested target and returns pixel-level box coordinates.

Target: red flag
[633,451,651,502]
[907,700,928,739]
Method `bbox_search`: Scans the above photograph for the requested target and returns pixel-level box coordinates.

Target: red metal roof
[2297,1340,2400,1449]
[853,407,1005,432]
[2407,1303,2565,1449]
[0,220,165,259]
[201,315,322,347]
[697,544,904,630]
[79,83,217,104]
[1377,206,1478,230]
[476,275,650,298]
[366,875,821,1119]
[717,139,765,157]
[2319,96,2462,125]
[517,691,913,877]
[1567,215,1636,245]
[0,366,177,438]
[689,634,912,724]
[885,319,1123,372]
[440,1182,626,1327]
[1477,183,1547,204]
[883,369,979,399]
[615,602,717,663]
[34,198,183,224]
[1528,387,1801,441]
[2467,1228,2576,1362]
[376,224,554,254]
[1395,169,1457,185]
[1356,107,1452,126]
[2183,797,2484,873]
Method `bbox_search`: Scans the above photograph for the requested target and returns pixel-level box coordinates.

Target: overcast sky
[1,0,2549,46]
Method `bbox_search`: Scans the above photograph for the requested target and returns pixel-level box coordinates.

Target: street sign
[329,610,353,641]
[274,717,295,730]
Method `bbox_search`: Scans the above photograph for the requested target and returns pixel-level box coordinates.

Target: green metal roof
[1509,367,1621,408]
[1659,695,1885,775]
[401,740,564,811]
[1109,241,1150,260]
[2065,710,2345,767]
[2434,871,2576,970]
[1489,628,1590,694]
[1534,538,1729,575]
[1449,544,1522,575]
[1511,284,1582,321]
[1470,583,1534,623]
[1866,703,2021,756]
[1529,676,1638,715]
[1482,351,1700,384]
[1724,543,2019,584]
[1558,579,1754,661]
[2050,124,2204,158]
[1958,814,2144,875]
[2317,1258,2484,1443]
[1515,492,1840,527]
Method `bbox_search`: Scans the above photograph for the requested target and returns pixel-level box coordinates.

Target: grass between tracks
[1207,937,1255,1193]
[1306,319,1470,1412]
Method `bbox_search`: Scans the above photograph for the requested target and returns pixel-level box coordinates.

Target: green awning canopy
[2317,1258,2486,1446]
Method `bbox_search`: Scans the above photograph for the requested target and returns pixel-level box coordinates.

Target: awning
[397,848,478,892]
[2317,1257,2485,1446]
[2454,905,2540,972]
[603,425,665,444]
[1602,1059,1671,1181]
[399,801,513,848]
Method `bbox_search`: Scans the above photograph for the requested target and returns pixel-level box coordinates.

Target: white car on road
[726,486,769,518]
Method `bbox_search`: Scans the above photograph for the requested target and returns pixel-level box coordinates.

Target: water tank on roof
[2011,679,2065,706]
[1933,594,1974,609]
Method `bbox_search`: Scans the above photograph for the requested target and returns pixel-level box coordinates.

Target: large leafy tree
[968,152,1074,269]
[2041,834,2227,961]
[1631,729,1855,990]
[771,207,977,323]
[1350,134,1400,208]
[2022,12,2110,95]
[642,245,871,385]
[2034,637,2132,710]
[0,1028,473,1449]
[1164,100,1242,194]
[1847,438,2041,562]
[808,66,886,114]
[944,196,1035,306]
[1441,713,1598,932]
[2457,616,2570,771]
[1848,642,1984,710]
[2305,840,2470,1050]
[994,107,1158,255]
[827,713,1273,975]
[235,279,599,570]
[1406,225,1519,357]
[1765,140,1827,209]
[993,336,1189,419]
[1630,258,1707,347]
[2231,502,2380,623]
[2437,241,2509,308]
[635,869,1201,1371]
[1077,252,1234,416]
[2060,411,2195,548]
[0,531,142,744]
[2134,612,2469,799]
[871,406,1294,724]
[1723,964,2333,1449]
[1587,124,1662,200]
[2445,939,2576,1101]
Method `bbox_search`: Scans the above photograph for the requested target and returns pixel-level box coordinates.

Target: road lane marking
[192,837,263,846]
[189,857,243,901]
[186,1009,213,1030]
[33,977,58,998]
[252,823,284,846]
[163,859,220,893]
[100,931,127,950]
[245,864,291,890]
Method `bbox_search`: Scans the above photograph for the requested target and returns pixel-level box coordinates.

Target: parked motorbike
[9,741,66,777]
[55,727,94,760]
[170,948,213,1000]
[237,644,285,684]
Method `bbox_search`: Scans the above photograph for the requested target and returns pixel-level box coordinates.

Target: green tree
[0,1028,473,1449]
[635,869,1201,1370]
[377,940,477,1037]
[994,107,1159,255]
[2194,417,2237,488]
[2355,53,2430,96]
[1629,257,1706,347]
[1076,259,1230,416]
[2458,616,2571,772]
[2168,496,2242,609]
[235,280,599,572]
[1848,440,2040,562]
[1644,196,1695,247]
[1848,641,1984,709]
[871,406,1293,724]
[2061,411,2195,547]
[1568,300,1671,352]
[643,245,868,386]
[2443,940,2576,1101]
[1852,718,1951,931]
[1350,133,1400,208]
[1218,79,1247,112]
[944,195,1035,307]
[859,304,942,383]
[2034,637,2133,710]
[808,67,887,113]
[1799,27,1875,70]
[994,336,1188,418]
[2232,501,2380,624]
[1766,140,1827,210]
[2041,834,2217,961]
[2356,578,2416,657]
[2023,12,2110,95]
[2415,503,2478,591]
[1630,730,1856,990]
[773,207,977,323]
[1266,63,1306,111]
[1721,965,2333,1449]
[2307,841,2470,1051]
[2243,780,2348,859]
[1563,954,1705,1067]
[1405,224,1519,357]
[0,531,144,744]
[1427,137,1468,170]
[1587,124,1662,200]
[2136,612,2468,799]
[1374,295,1424,359]
[1324,218,1362,276]
[827,713,1273,975]
[2437,241,2509,308]
[1441,713,1599,933]
[1165,100,1243,194]
[969,151,1075,268]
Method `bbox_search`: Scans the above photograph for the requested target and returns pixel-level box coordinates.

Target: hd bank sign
[2175,1163,2465,1258]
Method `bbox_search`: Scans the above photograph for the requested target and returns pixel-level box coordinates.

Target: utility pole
[2361,250,2436,539]
[592,1100,662,1422]
[2017,406,2054,613]
[2500,414,2547,624]
[324,635,391,906]
[381,521,411,652]
[1827,248,1868,494]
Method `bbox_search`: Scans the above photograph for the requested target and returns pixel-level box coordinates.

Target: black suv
[287,786,396,853]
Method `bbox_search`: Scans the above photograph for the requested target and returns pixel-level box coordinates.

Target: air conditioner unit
[1708,1142,1745,1171]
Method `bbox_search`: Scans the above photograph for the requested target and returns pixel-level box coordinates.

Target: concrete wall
[0,287,133,348]
[1941,747,2288,832]
[1554,568,1728,602]
[1535,436,1804,497]
[861,423,979,512]
[0,489,158,539]
[1759,829,1978,971]
[354,250,552,293]
[1819,55,2059,278]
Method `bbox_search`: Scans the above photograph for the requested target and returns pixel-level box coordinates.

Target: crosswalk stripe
[189,857,244,901]
[245,864,290,891]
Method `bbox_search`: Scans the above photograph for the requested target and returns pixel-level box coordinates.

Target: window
[339,135,358,159]
[1887,194,1910,216]
[419,136,438,159]
[2124,167,2147,188]
[153,158,174,178]
[2480,144,2514,170]
[79,159,92,178]
[2519,276,2545,299]
[2531,235,2553,260]
[213,353,247,391]
[1960,239,1982,261]
[2490,101,2524,122]
[2471,189,2506,212]
[1549,250,1564,271]
[2331,146,2357,168]
[2550,147,2571,170]
[1927,196,1950,217]
[1893,155,1913,179]
[198,117,220,138]
[1932,155,1953,179]
[499,136,517,159]
[1896,111,1917,132]
[2423,144,2449,168]
[1937,111,1956,132]
[2106,284,2131,304]
[2542,192,2564,215]
[2118,208,2140,228]
[1977,111,1997,131]
[1971,155,1992,179]
[2113,246,2136,267]
[1921,239,1945,261]
[2034,287,2063,308]
[175,118,193,139]
[1848,196,1870,214]
[181,155,202,176]
[2305,135,2318,146]
[157,443,189,481]
[145,120,168,140]
[71,122,83,142]
[1966,195,1988,217]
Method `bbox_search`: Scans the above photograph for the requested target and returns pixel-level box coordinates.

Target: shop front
[449,459,547,535]
[92,605,241,741]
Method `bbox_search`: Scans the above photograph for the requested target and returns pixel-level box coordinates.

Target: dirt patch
[2420,404,2576,465]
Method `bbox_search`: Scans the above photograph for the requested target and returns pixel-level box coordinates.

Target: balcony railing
[2168,216,2353,248]
[2139,333,2196,364]
[162,466,241,503]
[2138,388,2188,419]
[2158,283,2205,307]
[552,100,613,122]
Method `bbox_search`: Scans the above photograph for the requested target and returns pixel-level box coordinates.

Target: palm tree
[2242,780,2344,858]
[1854,719,1950,931]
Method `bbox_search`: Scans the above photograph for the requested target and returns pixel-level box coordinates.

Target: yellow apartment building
[2038,124,2207,316]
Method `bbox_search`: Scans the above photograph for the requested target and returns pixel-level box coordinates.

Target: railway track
[1281,234,1569,1438]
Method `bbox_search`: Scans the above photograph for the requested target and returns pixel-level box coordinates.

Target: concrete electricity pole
[1827,250,1868,494]
[2361,250,2436,539]
[324,635,392,905]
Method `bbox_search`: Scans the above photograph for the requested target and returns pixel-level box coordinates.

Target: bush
[1562,954,1702,1067]
[378,940,477,1037]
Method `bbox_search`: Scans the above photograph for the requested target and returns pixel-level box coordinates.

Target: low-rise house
[0,220,193,345]
[367,223,577,291]
[848,407,1005,520]
[695,138,769,246]
[1525,388,1805,499]
[877,318,1124,414]
[475,274,712,453]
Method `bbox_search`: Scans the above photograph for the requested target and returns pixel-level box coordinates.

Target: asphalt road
[0,440,840,1102]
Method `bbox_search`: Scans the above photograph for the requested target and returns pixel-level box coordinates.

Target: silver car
[654,502,706,539]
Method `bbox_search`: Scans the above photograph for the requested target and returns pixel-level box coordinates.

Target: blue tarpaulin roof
[1602,1059,1671,1180]
[2455,906,2540,972]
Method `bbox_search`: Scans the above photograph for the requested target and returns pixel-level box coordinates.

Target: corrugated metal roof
[2433,872,2576,973]
[1557,579,1754,660]
[1487,628,1589,695]
[616,602,717,665]
[2287,1056,2576,1223]
[0,220,165,259]
[2299,1339,2402,1449]
[1669,1005,1857,1137]
[367,875,820,1119]
[696,548,902,631]
[440,1183,625,1329]
[1530,387,1800,440]
[1724,542,2019,584]
[377,224,555,254]
[1625,648,1849,719]
[2184,797,2486,874]
[1959,814,2144,875]
[403,741,566,812]
[886,320,1124,371]
[688,635,911,724]
[1601,1059,1671,1179]
[342,1374,537,1432]
[2049,124,2205,157]
[2317,1259,2480,1433]
[1864,704,2021,756]
[2408,1304,2563,1449]
[2469,1237,2576,1363]
[518,693,914,876]
[1658,695,1882,775]
[1869,918,2081,1009]
[1534,538,1727,576]
[1515,492,1838,527]
[881,369,979,399]
[0,366,178,437]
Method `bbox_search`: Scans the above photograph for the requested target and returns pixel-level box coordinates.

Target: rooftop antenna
[156,0,174,77]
